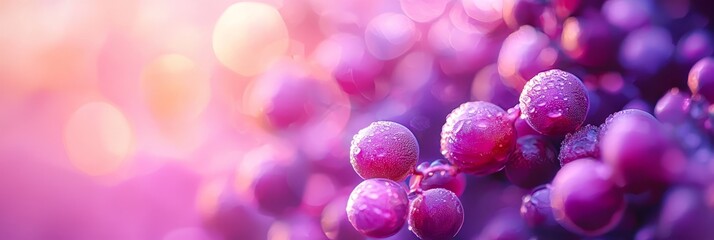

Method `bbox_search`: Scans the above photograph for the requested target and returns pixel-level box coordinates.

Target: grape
[600,109,685,193]
[364,13,417,60]
[619,26,674,76]
[313,33,382,100]
[502,0,546,29]
[559,124,600,166]
[600,109,656,138]
[411,160,466,196]
[514,112,542,138]
[561,12,617,67]
[688,57,714,102]
[505,135,559,188]
[346,179,410,238]
[499,26,558,91]
[551,158,626,236]
[519,69,589,136]
[676,29,714,66]
[601,0,653,31]
[654,88,689,125]
[350,121,419,181]
[253,163,307,216]
[520,185,577,238]
[657,187,714,239]
[408,188,464,240]
[441,101,517,175]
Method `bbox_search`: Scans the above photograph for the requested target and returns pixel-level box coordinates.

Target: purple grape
[498,26,558,91]
[408,188,464,240]
[656,187,714,240]
[441,101,517,175]
[411,160,467,196]
[688,57,714,102]
[654,88,690,125]
[514,113,543,138]
[561,12,618,67]
[364,13,417,60]
[313,33,382,100]
[502,0,546,29]
[505,135,559,189]
[676,29,714,66]
[619,26,674,76]
[559,124,600,166]
[601,0,653,31]
[600,109,685,193]
[551,158,626,236]
[350,121,419,181]
[520,185,576,238]
[253,163,307,216]
[519,69,589,136]
[346,178,409,238]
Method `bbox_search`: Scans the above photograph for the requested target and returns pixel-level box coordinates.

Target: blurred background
[1,0,713,239]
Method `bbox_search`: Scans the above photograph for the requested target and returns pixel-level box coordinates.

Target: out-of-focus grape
[499,26,558,91]
[551,158,626,236]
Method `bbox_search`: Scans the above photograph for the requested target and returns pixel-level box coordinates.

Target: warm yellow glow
[141,54,210,126]
[212,2,289,76]
[268,221,291,240]
[64,101,134,176]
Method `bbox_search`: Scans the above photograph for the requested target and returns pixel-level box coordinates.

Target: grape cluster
[347,60,714,238]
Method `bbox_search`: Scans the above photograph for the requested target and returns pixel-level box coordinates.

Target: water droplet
[522,96,531,103]
[537,102,546,107]
[548,111,563,118]
[529,108,536,113]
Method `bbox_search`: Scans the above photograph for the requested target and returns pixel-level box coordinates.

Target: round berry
[521,185,575,238]
[441,101,517,175]
[619,26,674,76]
[411,160,466,196]
[520,69,589,136]
[654,88,689,125]
[600,109,685,193]
[688,57,714,102]
[657,187,714,239]
[350,121,419,181]
[559,124,600,166]
[346,179,409,238]
[551,158,626,236]
[408,188,464,240]
[498,26,557,91]
[505,135,559,189]
[561,13,617,67]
